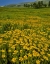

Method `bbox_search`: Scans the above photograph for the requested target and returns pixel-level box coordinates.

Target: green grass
[0,7,50,33]
[0,7,50,20]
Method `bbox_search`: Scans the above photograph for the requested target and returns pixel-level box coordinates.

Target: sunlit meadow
[0,7,50,64]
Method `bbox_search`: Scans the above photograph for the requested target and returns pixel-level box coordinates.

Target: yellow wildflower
[32,50,40,57]
[36,60,40,64]
[41,37,46,41]
[20,50,22,53]
[43,55,48,61]
[11,58,16,63]
[47,53,50,56]
[23,45,27,49]
[29,46,33,50]
[48,35,50,38]
[2,54,5,58]
[40,51,45,55]
[11,45,15,49]
[38,43,43,48]
[13,50,18,54]
[1,49,5,53]
[19,38,23,42]
[27,53,32,57]
[8,49,12,52]
[24,55,28,60]
[19,57,23,61]
[14,50,18,53]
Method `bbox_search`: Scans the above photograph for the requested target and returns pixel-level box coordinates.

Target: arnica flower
[19,57,23,61]
[47,53,50,56]
[24,55,28,60]
[20,43,24,46]
[9,40,13,44]
[38,43,43,48]
[29,46,33,50]
[2,54,6,58]
[41,37,46,41]
[11,45,15,49]
[14,50,18,53]
[32,50,40,57]
[36,60,40,64]
[27,53,32,57]
[11,58,16,63]
[23,45,27,49]
[43,55,48,61]
[26,47,30,50]
[19,38,23,42]
[24,38,27,42]
[8,43,12,47]
[8,49,12,52]
[20,50,23,53]
[40,51,45,55]
[1,49,5,53]
[43,47,48,51]
[48,35,50,38]
[13,38,16,41]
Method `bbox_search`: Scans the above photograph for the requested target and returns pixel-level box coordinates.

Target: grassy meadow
[0,7,50,64]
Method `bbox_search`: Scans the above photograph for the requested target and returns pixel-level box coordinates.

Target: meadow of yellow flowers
[0,8,50,64]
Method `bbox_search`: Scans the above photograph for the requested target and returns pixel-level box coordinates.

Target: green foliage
[48,1,50,7]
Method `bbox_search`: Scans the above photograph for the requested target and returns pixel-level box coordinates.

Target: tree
[33,3,37,8]
[24,4,29,7]
[31,4,33,8]
[33,3,39,9]
[37,1,42,8]
[41,1,43,5]
[43,4,47,7]
[27,4,30,8]
[24,4,26,7]
[48,1,50,7]
[24,4,27,7]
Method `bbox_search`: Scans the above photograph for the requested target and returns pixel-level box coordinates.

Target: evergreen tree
[33,3,39,9]
[37,1,42,8]
[43,4,47,7]
[48,1,50,7]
